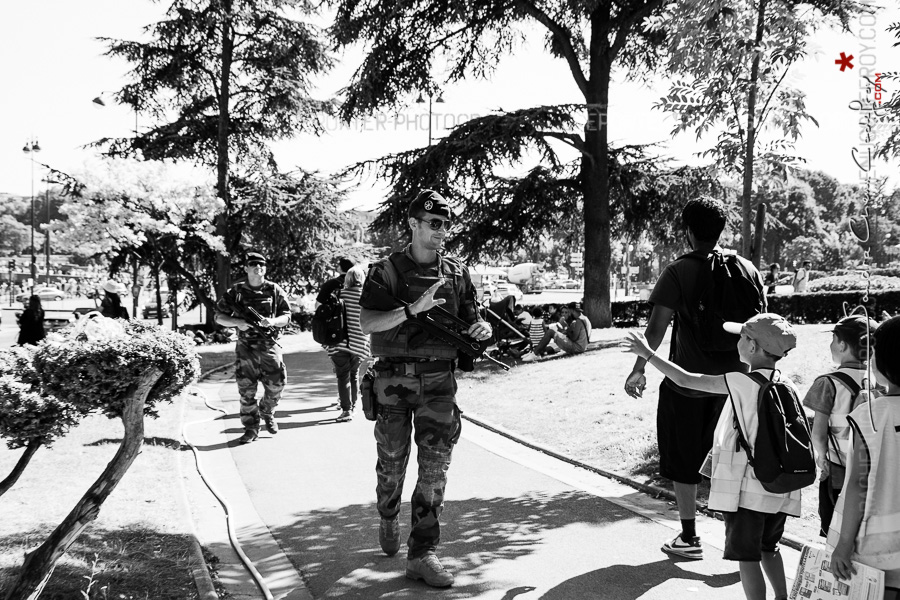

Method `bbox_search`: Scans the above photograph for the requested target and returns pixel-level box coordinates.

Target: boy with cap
[215,250,292,444]
[802,314,877,537]
[625,313,801,600]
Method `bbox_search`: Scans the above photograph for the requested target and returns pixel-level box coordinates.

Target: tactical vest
[370,251,463,360]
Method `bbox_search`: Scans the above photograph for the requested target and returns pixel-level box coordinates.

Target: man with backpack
[215,250,292,445]
[316,257,355,308]
[623,196,766,560]
[358,190,492,588]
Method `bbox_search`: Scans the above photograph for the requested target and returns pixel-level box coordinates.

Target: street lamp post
[22,137,41,294]
[416,93,444,146]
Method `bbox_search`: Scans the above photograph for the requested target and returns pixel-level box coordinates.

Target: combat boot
[263,415,278,435]
[405,552,454,587]
[238,430,258,444]
[379,516,400,556]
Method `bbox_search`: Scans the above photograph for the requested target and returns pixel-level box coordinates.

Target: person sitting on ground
[625,313,800,600]
[532,302,589,356]
[513,304,531,335]
[802,314,876,538]
[17,295,46,346]
[99,280,130,320]
[528,306,546,350]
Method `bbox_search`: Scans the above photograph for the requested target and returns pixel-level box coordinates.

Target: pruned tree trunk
[5,367,163,600]
[0,440,41,498]
[741,0,768,264]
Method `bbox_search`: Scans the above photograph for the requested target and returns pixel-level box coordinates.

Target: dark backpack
[734,371,816,494]
[682,251,764,352]
[311,289,347,345]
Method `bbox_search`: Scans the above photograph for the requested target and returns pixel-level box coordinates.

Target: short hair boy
[624,313,800,600]
[802,314,877,536]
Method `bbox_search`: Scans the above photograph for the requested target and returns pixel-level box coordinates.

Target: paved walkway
[181,335,802,599]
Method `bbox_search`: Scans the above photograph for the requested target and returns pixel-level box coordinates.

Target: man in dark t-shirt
[624,197,766,560]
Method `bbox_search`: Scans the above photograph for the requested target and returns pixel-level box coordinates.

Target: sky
[1,1,899,211]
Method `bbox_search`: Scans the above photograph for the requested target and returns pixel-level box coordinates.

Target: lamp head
[416,93,425,103]
[92,96,106,106]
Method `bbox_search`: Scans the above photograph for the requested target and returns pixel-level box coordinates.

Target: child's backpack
[823,371,864,465]
[734,371,816,494]
[311,289,347,345]
[681,251,764,352]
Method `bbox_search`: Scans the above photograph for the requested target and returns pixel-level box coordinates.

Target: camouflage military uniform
[360,247,481,559]
[215,281,290,432]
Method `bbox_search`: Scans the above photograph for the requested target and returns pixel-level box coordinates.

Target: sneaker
[238,430,258,445]
[263,416,278,435]
[336,410,352,422]
[406,553,454,587]
[661,534,703,559]
[379,516,401,556]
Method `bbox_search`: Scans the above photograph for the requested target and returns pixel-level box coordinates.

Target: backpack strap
[823,371,862,466]
[731,370,776,465]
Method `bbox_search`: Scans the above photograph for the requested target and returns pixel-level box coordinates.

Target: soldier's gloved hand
[409,280,447,315]
[467,321,492,341]
[257,317,273,327]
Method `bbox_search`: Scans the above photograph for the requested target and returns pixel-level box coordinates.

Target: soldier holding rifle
[215,250,292,445]
[359,190,492,588]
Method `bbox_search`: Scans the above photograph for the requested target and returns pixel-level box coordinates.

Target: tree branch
[536,130,588,155]
[515,0,588,96]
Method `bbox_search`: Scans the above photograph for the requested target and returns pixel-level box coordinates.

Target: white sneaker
[661,534,703,559]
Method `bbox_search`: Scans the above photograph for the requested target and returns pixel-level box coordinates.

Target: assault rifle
[221,296,280,341]
[367,279,509,371]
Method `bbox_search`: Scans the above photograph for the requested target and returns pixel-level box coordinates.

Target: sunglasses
[416,217,452,231]
[247,261,266,267]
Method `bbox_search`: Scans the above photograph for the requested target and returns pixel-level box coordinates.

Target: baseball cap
[102,280,123,294]
[245,251,267,265]
[828,314,878,344]
[723,313,797,357]
[408,190,451,219]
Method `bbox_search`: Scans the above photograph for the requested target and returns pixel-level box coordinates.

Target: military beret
[408,190,451,219]
[245,251,267,265]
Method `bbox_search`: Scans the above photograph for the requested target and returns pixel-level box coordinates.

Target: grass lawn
[458,323,839,544]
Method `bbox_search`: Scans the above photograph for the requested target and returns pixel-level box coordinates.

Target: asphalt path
[192,343,800,599]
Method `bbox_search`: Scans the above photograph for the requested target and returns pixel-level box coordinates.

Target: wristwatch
[404,306,415,319]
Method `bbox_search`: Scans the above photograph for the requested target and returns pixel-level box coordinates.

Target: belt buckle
[403,363,417,377]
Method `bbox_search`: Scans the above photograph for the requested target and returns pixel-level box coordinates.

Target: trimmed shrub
[34,319,201,419]
[806,274,900,293]
[0,346,79,450]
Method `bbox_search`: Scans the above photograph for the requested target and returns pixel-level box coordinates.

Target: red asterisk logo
[835,52,854,71]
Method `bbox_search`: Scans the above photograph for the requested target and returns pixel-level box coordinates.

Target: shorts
[723,508,787,562]
[656,383,725,484]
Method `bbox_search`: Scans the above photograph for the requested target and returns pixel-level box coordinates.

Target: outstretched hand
[410,280,447,315]
[622,331,653,360]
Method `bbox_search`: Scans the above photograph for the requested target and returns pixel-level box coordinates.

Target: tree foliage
[331,0,673,326]
[98,0,335,298]
[651,0,865,262]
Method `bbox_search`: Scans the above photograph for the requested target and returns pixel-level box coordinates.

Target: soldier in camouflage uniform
[215,251,292,445]
[359,190,492,588]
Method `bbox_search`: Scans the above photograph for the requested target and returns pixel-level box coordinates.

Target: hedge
[607,290,896,328]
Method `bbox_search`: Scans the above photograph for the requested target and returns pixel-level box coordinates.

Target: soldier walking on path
[215,250,292,445]
[359,190,492,588]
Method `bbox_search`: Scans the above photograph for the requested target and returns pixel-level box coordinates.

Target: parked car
[15,286,66,303]
[14,310,73,332]
[558,279,581,289]
[142,295,171,319]
[493,282,524,302]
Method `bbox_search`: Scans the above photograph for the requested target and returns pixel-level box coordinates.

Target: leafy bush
[34,320,201,419]
[806,275,900,293]
[0,347,80,450]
